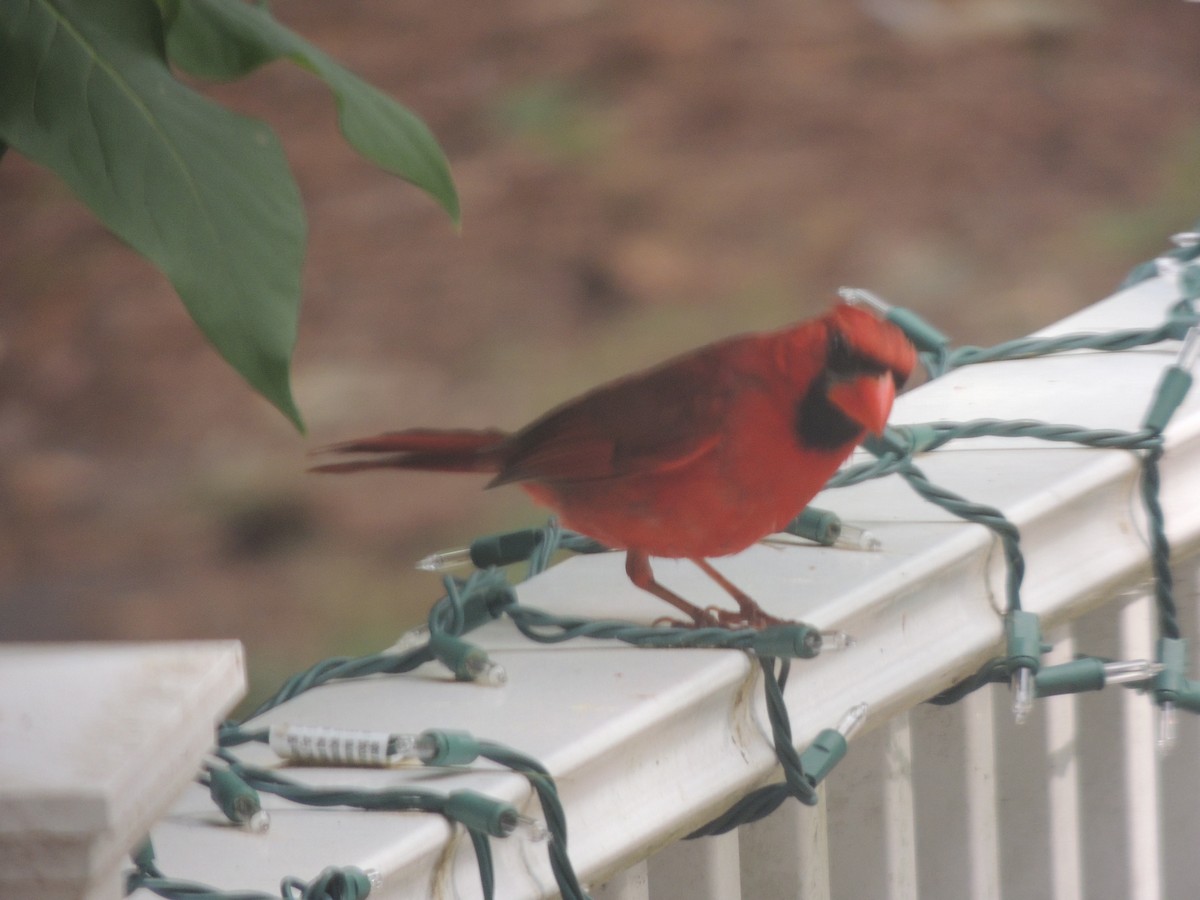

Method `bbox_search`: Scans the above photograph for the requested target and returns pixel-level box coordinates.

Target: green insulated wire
[210,753,506,900]
[475,740,589,900]
[126,838,374,899]
[686,658,816,838]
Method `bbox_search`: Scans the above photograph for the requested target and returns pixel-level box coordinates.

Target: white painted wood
[647,831,740,900]
[738,785,830,900]
[962,688,1001,900]
[1042,629,1084,900]
[908,702,972,899]
[826,722,889,900]
[592,861,649,900]
[1120,595,1164,900]
[0,642,245,900]
[1162,560,1200,897]
[883,713,919,899]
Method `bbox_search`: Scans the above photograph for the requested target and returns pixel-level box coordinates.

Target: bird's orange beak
[827,373,895,436]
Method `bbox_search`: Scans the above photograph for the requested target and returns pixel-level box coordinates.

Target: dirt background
[3,0,1200,703]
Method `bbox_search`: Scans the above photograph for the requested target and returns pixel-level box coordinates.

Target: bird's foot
[651,607,724,629]
[651,614,701,629]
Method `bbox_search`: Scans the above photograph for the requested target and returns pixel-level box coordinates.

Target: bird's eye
[827,329,851,375]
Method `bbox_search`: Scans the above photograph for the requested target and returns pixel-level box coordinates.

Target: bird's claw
[703,604,789,630]
[652,614,700,629]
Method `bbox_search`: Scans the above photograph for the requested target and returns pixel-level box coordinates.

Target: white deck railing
[10,269,1200,900]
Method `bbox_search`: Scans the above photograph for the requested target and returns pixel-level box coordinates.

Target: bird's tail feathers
[311,428,508,475]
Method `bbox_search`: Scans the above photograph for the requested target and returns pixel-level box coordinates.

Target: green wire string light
[131,225,1200,900]
[126,838,375,900]
[686,660,866,838]
[211,748,546,900]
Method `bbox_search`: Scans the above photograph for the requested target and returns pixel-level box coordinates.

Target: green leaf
[0,0,306,429]
[166,0,460,224]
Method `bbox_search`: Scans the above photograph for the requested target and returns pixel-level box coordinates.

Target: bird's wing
[491,341,759,486]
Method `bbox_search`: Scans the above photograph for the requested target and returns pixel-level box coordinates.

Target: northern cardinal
[315,301,917,628]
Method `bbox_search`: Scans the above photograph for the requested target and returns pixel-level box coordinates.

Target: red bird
[315,301,917,628]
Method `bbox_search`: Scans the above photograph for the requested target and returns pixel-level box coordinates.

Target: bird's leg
[691,558,787,630]
[625,551,720,628]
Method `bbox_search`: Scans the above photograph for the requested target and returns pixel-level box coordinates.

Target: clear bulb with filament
[1176,326,1200,371]
[837,703,868,738]
[1102,659,1165,685]
[1011,667,1035,725]
[417,547,473,572]
[499,812,551,842]
[819,631,856,651]
[833,523,883,552]
[1158,701,1179,756]
[465,654,508,687]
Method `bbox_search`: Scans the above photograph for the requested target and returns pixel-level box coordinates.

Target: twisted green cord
[281,869,373,900]
[509,520,822,655]
[508,521,825,841]
[930,319,1195,377]
[476,741,588,900]
[127,841,371,900]
[221,569,514,733]
[427,569,516,638]
[900,456,1025,612]
[845,428,1026,613]
[1141,444,1179,641]
[687,658,816,838]
[505,604,819,654]
[903,419,1158,451]
[926,659,1012,705]
[465,830,495,900]
[212,753,499,899]
[240,648,429,723]
[1121,232,1200,290]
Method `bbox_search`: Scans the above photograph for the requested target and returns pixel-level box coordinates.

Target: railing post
[738,784,831,900]
[883,713,919,898]
[1163,557,1200,897]
[1120,593,1164,900]
[827,710,918,899]
[963,687,1001,900]
[648,830,741,900]
[1043,627,1084,900]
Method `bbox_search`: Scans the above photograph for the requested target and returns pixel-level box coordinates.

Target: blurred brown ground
[3,0,1200,702]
